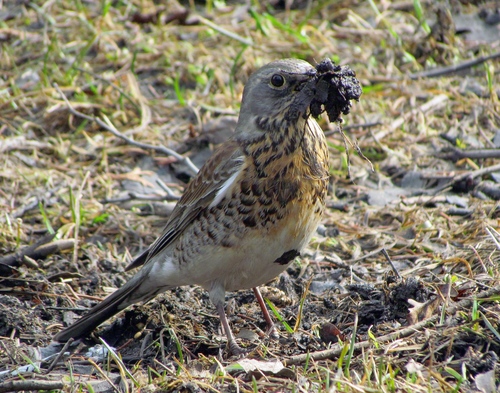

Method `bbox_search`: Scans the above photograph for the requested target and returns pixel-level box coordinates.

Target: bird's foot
[266,324,279,340]
[228,340,248,357]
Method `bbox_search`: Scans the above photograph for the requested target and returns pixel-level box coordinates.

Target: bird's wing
[125,139,244,271]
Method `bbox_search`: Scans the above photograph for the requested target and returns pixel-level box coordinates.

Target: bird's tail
[53,270,150,342]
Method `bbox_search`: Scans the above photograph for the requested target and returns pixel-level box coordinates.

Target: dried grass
[1,0,499,392]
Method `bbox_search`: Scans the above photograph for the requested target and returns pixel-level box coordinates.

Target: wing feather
[126,140,244,271]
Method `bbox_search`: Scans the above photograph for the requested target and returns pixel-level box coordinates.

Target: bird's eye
[270,74,285,87]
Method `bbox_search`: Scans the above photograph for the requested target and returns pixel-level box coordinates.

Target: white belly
[183,201,321,292]
[147,201,322,294]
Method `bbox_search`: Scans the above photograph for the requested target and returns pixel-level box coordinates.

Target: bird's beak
[289,73,320,120]
[294,70,317,91]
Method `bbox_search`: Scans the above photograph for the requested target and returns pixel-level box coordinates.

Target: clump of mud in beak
[309,58,362,123]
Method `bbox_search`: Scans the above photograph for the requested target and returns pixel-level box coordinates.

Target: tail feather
[53,274,145,342]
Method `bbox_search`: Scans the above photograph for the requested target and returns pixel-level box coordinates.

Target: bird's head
[235,59,318,144]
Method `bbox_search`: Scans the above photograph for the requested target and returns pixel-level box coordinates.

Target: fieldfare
[54,58,359,354]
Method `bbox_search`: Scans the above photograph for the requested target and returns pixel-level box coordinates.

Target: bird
[53,58,330,355]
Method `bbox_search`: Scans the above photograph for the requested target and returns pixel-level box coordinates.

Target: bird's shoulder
[178,139,244,209]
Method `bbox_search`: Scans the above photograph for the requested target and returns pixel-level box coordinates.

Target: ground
[1,0,500,392]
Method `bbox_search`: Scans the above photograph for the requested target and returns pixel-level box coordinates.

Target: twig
[409,51,500,79]
[325,122,381,172]
[352,136,375,172]
[101,191,180,204]
[438,147,500,161]
[381,248,401,279]
[44,338,74,374]
[446,207,473,216]
[284,284,500,365]
[431,162,500,195]
[53,83,199,176]
[0,380,66,393]
[337,123,353,180]
[29,240,75,259]
[0,233,62,270]
[0,288,103,302]
[156,179,181,200]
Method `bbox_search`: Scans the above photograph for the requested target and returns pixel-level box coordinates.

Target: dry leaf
[407,296,443,324]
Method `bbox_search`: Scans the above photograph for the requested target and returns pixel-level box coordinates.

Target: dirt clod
[310,58,362,122]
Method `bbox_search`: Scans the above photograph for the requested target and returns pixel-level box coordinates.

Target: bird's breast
[172,119,329,291]
[239,118,330,227]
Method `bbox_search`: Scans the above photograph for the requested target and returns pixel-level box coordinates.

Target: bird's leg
[253,287,279,339]
[215,302,245,355]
